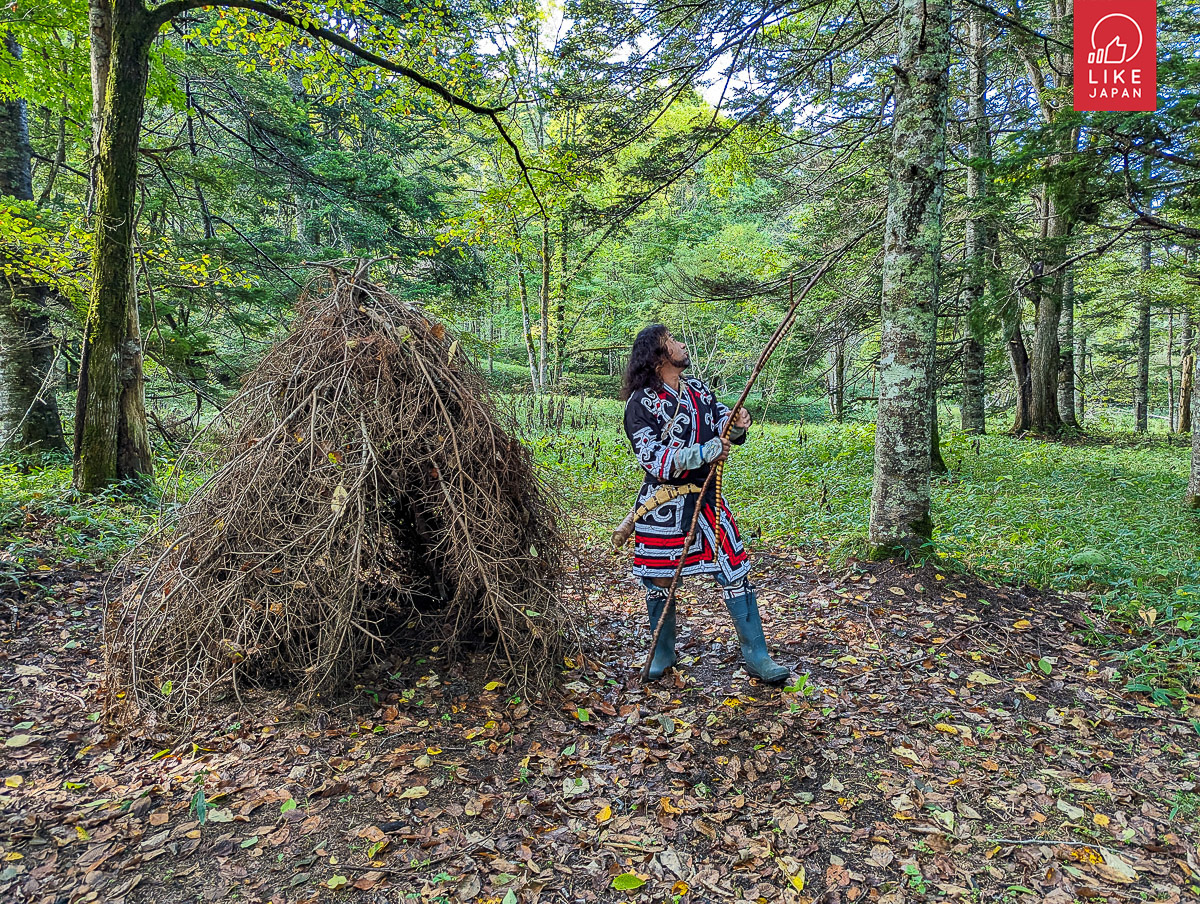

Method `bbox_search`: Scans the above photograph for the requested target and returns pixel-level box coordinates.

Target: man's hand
[732,408,752,431]
[714,437,731,462]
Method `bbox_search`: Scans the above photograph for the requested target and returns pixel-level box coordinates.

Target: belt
[612,483,704,549]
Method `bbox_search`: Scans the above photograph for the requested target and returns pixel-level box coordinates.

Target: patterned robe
[623,377,751,582]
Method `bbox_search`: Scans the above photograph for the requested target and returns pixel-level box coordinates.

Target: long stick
[640,225,878,680]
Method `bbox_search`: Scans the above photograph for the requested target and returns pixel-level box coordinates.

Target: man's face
[663,332,690,370]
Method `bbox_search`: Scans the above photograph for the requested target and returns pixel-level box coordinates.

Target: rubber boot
[724,584,789,684]
[644,585,677,679]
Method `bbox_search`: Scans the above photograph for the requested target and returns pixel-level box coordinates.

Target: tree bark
[1075,330,1087,423]
[959,4,991,435]
[514,238,539,393]
[1168,311,1176,432]
[1187,349,1200,508]
[1007,318,1033,433]
[1058,267,1078,428]
[556,212,568,380]
[1135,236,1151,433]
[88,0,112,210]
[1013,0,1075,435]
[868,0,949,557]
[1180,307,1193,435]
[74,0,154,490]
[537,220,550,391]
[1029,197,1067,434]
[0,33,68,453]
[828,339,845,421]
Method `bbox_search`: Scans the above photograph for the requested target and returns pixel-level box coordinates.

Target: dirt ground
[1,542,1198,904]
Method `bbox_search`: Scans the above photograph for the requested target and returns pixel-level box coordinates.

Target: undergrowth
[0,452,199,571]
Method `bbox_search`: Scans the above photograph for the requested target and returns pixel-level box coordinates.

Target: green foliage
[0,452,202,568]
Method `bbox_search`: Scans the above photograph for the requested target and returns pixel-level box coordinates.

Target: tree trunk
[0,33,68,453]
[930,378,947,475]
[1180,307,1193,435]
[88,0,112,210]
[514,240,539,393]
[537,221,550,391]
[959,4,991,435]
[1075,331,1087,423]
[1168,311,1176,432]
[1007,319,1033,433]
[868,0,949,557]
[184,77,215,240]
[1058,267,1078,429]
[1029,195,1067,434]
[36,104,67,207]
[1014,1,1075,435]
[829,339,845,421]
[74,0,154,490]
[1187,350,1200,508]
[1135,236,1151,433]
[556,213,568,380]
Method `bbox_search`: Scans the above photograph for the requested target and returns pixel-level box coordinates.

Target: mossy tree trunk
[73,0,154,491]
[0,33,68,453]
[868,0,949,557]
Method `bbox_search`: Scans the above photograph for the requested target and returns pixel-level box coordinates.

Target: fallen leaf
[966,671,1001,686]
[612,872,645,890]
[399,786,428,800]
[1095,848,1137,883]
[867,845,894,868]
[1056,799,1086,821]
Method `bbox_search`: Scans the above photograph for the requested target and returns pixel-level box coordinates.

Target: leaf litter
[0,546,1197,903]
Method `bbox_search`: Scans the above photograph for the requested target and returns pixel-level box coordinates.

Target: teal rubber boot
[724,585,789,684]
[644,587,677,679]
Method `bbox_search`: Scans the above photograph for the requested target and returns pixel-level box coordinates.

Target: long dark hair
[622,324,670,400]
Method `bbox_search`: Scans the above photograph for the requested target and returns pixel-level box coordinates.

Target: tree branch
[148,0,548,215]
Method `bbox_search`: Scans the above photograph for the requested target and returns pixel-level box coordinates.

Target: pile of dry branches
[107,265,568,725]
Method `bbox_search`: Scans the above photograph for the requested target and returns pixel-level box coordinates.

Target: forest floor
[2,540,1199,904]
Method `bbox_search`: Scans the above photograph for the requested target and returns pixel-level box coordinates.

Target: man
[621,324,790,684]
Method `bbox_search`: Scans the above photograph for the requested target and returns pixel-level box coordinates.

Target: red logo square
[1074,0,1157,111]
